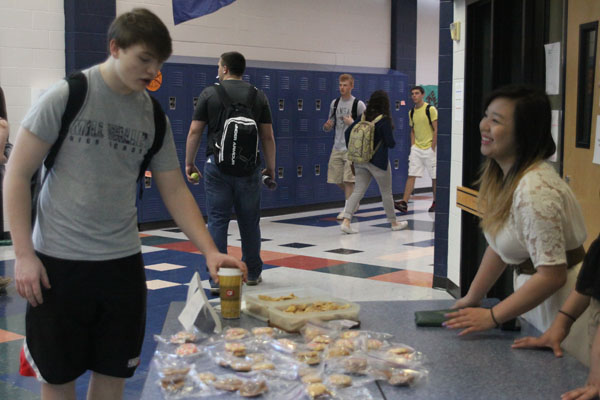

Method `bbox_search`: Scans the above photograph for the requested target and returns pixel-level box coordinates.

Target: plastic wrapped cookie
[213,376,244,392]
[328,373,353,388]
[225,342,247,357]
[238,379,268,398]
[251,326,275,337]
[306,383,331,399]
[175,343,200,357]
[225,327,249,341]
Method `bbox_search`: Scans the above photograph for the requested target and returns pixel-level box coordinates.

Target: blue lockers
[137,61,411,223]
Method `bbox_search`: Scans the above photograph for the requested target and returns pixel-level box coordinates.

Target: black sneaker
[394,200,408,213]
[247,275,262,286]
[428,201,436,212]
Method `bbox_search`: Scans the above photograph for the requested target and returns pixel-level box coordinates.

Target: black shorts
[21,252,147,384]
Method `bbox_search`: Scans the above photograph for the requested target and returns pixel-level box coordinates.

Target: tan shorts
[327,149,355,184]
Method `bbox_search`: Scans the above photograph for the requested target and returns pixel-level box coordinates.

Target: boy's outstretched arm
[153,168,247,282]
[4,128,52,306]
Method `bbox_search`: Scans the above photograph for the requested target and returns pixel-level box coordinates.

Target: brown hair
[339,74,354,85]
[364,90,393,129]
[220,51,246,76]
[107,8,172,62]
[477,85,555,236]
[0,87,6,120]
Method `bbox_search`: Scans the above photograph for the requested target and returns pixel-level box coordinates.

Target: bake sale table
[141,299,589,399]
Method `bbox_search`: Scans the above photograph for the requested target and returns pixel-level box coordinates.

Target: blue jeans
[204,157,263,280]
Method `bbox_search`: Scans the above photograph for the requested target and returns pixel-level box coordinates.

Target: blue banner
[173,0,236,25]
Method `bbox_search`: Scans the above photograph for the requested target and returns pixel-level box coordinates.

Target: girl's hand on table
[443,307,497,335]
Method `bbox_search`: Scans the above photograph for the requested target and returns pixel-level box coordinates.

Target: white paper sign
[593,115,600,165]
[455,82,464,122]
[178,272,222,333]
[545,42,561,95]
[550,110,560,162]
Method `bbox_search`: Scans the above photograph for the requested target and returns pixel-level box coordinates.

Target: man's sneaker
[247,275,262,286]
[0,276,12,291]
[428,201,436,212]
[394,200,408,213]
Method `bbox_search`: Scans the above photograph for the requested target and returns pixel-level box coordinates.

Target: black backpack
[212,83,259,177]
[33,71,166,206]
[409,104,433,128]
[330,97,359,129]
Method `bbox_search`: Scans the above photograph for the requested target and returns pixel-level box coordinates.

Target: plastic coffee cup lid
[218,268,242,277]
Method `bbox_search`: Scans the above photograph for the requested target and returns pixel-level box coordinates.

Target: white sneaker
[391,221,408,231]
[340,224,357,234]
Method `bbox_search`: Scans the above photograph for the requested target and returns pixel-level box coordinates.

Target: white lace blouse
[485,162,587,268]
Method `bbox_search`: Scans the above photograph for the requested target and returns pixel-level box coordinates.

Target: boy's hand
[185,164,202,183]
[205,252,247,284]
[15,253,51,307]
[342,115,354,125]
[323,119,333,131]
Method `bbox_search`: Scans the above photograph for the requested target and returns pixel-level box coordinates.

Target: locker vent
[172,71,184,86]
[318,78,327,91]
[280,75,290,90]
[299,77,309,90]
[261,75,271,90]
[299,119,308,132]
[194,72,206,87]
[383,79,391,92]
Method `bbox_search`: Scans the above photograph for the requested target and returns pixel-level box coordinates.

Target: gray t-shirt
[328,96,366,151]
[192,80,272,157]
[22,65,179,260]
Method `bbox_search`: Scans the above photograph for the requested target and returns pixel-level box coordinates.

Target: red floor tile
[369,270,433,287]
[0,329,24,343]
[155,240,199,252]
[267,255,346,270]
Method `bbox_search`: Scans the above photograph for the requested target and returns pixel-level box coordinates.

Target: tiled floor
[0,194,451,399]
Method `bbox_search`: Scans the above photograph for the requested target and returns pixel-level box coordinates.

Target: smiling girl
[444,86,588,357]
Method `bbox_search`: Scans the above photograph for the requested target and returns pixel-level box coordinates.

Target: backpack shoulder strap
[351,98,359,120]
[138,95,167,185]
[43,71,87,175]
[331,97,341,119]
[409,107,415,126]
[425,104,432,127]
[246,86,259,120]
[213,83,232,109]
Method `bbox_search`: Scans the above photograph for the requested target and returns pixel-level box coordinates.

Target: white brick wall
[448,0,467,287]
[0,2,65,131]
[0,1,65,233]
[117,0,392,68]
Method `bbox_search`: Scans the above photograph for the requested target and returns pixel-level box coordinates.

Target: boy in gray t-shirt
[323,74,366,219]
[4,8,246,399]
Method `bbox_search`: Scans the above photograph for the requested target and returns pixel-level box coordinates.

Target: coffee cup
[218,268,243,319]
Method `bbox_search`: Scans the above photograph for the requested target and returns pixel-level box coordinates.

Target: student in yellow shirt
[395,86,438,213]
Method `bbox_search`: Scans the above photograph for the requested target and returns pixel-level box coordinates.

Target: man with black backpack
[4,9,246,399]
[186,51,276,290]
[323,74,366,220]
[395,85,438,214]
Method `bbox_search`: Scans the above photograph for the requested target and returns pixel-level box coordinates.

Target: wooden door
[565,0,600,245]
